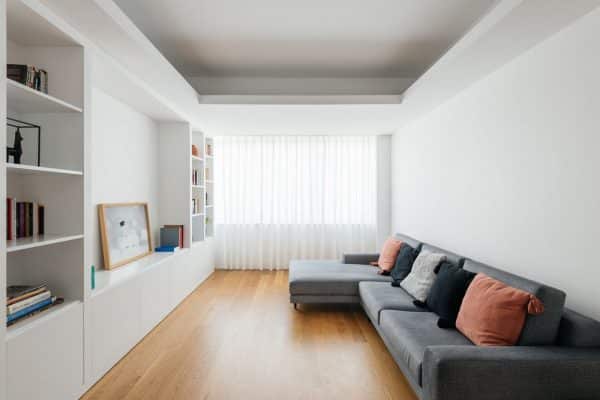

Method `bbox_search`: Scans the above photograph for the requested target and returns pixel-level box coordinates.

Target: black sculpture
[6,128,23,164]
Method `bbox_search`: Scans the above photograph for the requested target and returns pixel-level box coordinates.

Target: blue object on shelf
[155,245,179,252]
[7,297,53,323]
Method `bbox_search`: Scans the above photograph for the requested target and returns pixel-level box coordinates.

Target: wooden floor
[82,271,417,400]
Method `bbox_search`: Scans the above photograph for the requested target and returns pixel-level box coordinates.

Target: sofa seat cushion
[289,260,391,296]
[359,282,426,324]
[380,310,473,386]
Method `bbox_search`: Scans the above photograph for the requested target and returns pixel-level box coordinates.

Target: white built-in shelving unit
[204,137,214,238]
[191,131,215,243]
[0,2,216,400]
[2,0,87,399]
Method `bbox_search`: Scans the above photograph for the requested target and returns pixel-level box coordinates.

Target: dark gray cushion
[379,310,473,386]
[557,308,600,347]
[421,243,465,267]
[359,282,427,324]
[394,232,422,251]
[463,259,566,346]
[289,260,390,296]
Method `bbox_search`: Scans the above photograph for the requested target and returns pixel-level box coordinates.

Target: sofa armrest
[423,345,600,400]
[342,253,379,265]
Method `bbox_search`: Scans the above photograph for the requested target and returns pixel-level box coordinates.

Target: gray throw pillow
[400,251,446,302]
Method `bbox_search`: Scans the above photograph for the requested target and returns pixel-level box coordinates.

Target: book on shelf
[7,284,46,304]
[7,290,51,315]
[7,297,64,326]
[7,64,48,94]
[161,225,184,248]
[6,284,63,326]
[6,198,45,240]
[155,245,180,253]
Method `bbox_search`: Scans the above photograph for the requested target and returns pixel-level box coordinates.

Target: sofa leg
[293,303,297,310]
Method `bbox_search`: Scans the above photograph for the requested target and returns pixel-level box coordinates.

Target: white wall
[392,8,600,319]
[376,135,392,248]
[90,88,160,269]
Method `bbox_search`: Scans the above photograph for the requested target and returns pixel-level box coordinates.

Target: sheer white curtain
[214,136,377,269]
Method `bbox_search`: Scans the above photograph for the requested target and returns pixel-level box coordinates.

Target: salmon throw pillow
[456,274,545,346]
[374,237,403,273]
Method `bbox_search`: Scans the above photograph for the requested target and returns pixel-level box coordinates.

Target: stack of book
[7,64,48,93]
[6,198,45,240]
[192,197,203,214]
[6,285,63,326]
[160,225,184,248]
[192,168,200,185]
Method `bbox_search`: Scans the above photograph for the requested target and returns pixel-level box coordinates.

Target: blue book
[155,245,179,252]
[7,297,53,323]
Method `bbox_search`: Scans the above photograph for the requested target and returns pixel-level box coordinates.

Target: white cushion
[400,251,446,302]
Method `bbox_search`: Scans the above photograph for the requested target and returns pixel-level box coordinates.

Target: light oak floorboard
[82,270,417,400]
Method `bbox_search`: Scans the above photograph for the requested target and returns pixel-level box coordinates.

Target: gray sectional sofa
[288,233,600,400]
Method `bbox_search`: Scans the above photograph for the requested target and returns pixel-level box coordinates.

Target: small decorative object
[7,64,48,93]
[6,128,23,164]
[6,118,41,166]
[192,144,199,156]
[98,203,153,270]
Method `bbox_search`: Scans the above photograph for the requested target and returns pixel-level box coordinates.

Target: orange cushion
[456,274,544,346]
[376,237,403,272]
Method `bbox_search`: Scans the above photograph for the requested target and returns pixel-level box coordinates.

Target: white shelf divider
[7,79,83,113]
[7,234,84,253]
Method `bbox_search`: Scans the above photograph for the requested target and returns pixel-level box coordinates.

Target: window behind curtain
[213,135,377,269]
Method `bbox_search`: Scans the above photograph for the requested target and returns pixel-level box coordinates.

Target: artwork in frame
[98,202,153,270]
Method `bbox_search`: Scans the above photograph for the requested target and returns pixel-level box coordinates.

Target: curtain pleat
[214,136,377,270]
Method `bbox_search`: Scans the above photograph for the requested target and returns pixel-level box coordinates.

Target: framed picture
[98,202,153,270]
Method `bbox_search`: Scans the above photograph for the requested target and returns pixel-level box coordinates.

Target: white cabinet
[140,262,170,335]
[90,279,142,379]
[88,245,214,384]
[7,302,84,400]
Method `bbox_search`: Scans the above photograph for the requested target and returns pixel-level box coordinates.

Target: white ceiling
[114,0,496,79]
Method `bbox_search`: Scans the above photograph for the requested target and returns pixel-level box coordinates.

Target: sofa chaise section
[288,260,390,305]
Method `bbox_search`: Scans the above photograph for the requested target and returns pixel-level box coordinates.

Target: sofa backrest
[421,243,465,267]
[556,308,600,348]
[463,259,566,346]
[394,233,422,252]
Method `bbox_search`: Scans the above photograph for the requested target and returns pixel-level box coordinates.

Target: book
[7,64,28,84]
[32,201,38,236]
[38,204,45,235]
[7,297,53,323]
[7,284,46,303]
[6,198,11,241]
[155,246,179,253]
[7,64,48,94]
[7,297,62,325]
[28,202,33,237]
[7,199,45,239]
[164,224,184,247]
[7,290,51,314]
[7,286,47,306]
[11,198,16,240]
